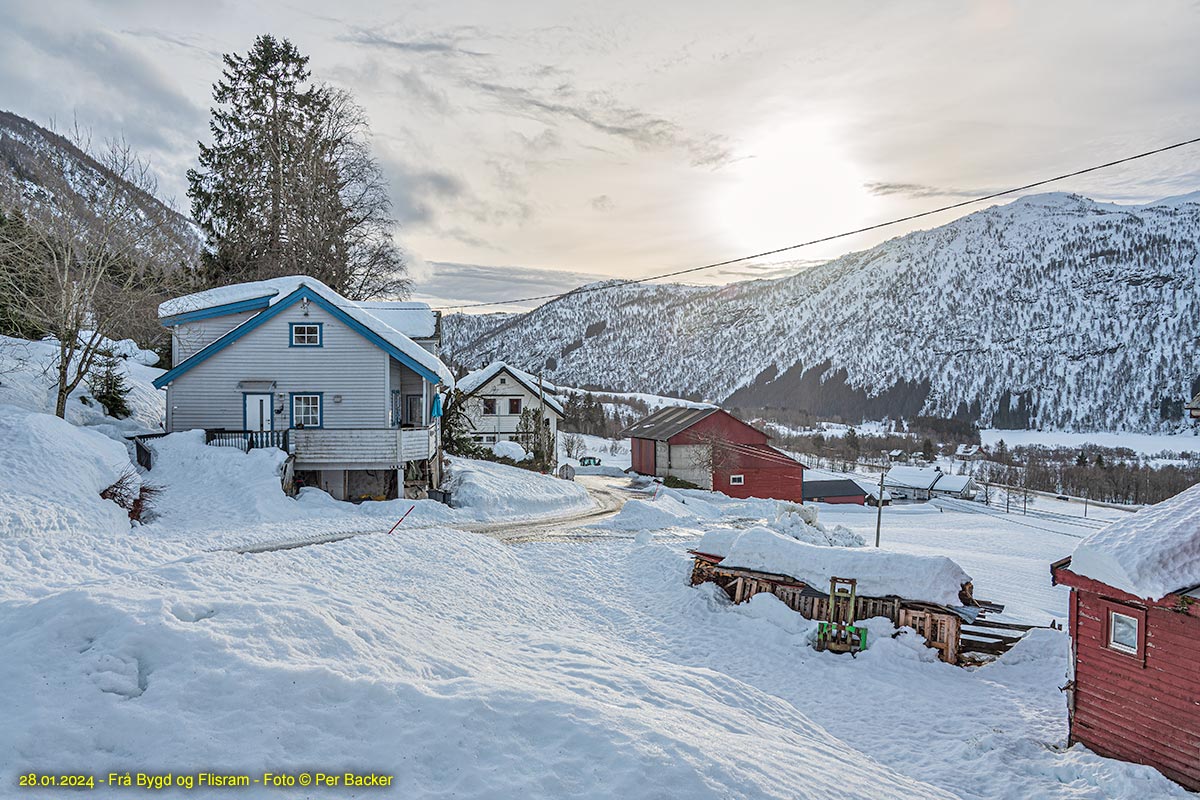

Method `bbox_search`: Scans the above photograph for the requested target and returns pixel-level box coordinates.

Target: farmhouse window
[482,398,497,415]
[1107,611,1139,654]
[509,398,522,415]
[292,394,322,428]
[730,474,745,485]
[290,323,322,347]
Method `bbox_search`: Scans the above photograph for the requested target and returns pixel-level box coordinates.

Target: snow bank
[1068,482,1200,600]
[0,335,164,433]
[700,527,971,605]
[447,457,590,519]
[491,439,529,461]
[143,431,301,530]
[0,404,133,538]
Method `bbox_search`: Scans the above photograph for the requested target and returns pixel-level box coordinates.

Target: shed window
[290,323,322,347]
[729,474,745,486]
[482,398,497,415]
[1108,611,1139,654]
[292,394,322,428]
[509,398,522,415]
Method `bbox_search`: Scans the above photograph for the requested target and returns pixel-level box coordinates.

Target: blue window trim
[241,391,275,432]
[161,295,272,327]
[289,322,323,347]
[289,392,324,429]
[153,285,442,388]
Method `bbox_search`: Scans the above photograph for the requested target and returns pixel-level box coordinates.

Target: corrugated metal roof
[620,405,719,441]
[802,479,866,500]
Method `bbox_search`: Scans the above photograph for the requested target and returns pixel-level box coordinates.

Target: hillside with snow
[444,192,1200,432]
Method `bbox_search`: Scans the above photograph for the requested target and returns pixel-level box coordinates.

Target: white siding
[464,372,561,442]
[165,303,389,432]
[171,311,259,365]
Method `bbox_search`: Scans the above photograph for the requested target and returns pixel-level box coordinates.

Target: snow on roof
[883,466,943,491]
[931,474,974,493]
[1068,482,1200,601]
[160,277,453,387]
[458,361,563,414]
[347,301,437,339]
[697,527,971,606]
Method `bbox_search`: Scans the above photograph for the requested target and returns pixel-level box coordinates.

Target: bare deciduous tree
[0,127,195,417]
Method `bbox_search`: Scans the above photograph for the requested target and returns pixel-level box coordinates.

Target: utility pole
[1083,490,1088,518]
[1023,482,1029,515]
[875,455,886,548]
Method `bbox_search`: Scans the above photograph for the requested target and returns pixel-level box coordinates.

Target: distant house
[884,466,978,501]
[622,407,805,501]
[1051,483,1200,791]
[801,478,867,505]
[1188,392,1200,420]
[887,449,907,462]
[153,277,452,500]
[955,444,983,460]
[457,362,563,448]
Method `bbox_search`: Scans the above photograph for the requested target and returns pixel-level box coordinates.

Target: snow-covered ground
[1,337,1190,798]
[980,428,1200,456]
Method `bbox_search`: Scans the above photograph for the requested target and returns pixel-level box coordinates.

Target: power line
[436,134,1200,312]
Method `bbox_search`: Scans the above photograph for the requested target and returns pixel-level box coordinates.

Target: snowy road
[229,475,632,554]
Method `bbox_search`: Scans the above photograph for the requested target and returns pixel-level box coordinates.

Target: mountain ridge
[443,192,1200,433]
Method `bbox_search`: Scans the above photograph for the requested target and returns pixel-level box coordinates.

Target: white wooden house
[152,277,453,501]
[457,362,563,448]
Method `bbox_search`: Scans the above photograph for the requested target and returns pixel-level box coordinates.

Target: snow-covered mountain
[0,110,200,255]
[444,193,1200,432]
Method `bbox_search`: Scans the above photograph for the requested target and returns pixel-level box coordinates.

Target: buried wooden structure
[690,551,1043,665]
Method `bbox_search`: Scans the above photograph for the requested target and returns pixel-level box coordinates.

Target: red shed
[1050,483,1200,792]
[622,407,805,502]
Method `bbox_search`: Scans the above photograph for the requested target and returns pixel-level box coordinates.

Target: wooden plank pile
[689,551,1037,665]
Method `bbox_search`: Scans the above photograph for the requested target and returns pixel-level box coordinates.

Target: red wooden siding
[630,437,656,475]
[713,445,805,502]
[1056,567,1200,791]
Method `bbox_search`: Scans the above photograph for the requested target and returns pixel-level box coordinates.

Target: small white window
[291,323,321,347]
[729,474,745,485]
[1108,611,1139,654]
[292,394,322,428]
[508,398,522,415]
[499,377,507,384]
[482,398,497,415]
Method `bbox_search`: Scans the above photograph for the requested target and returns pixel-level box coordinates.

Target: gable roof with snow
[883,466,944,491]
[153,279,453,389]
[159,277,440,341]
[1067,482,1200,601]
[458,361,564,415]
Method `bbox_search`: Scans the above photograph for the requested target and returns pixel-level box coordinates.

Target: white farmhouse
[152,276,453,501]
[457,362,563,448]
[884,465,979,501]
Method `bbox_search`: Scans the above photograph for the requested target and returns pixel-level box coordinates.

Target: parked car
[580,456,602,466]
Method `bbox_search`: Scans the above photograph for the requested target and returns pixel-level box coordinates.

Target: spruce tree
[187,34,408,299]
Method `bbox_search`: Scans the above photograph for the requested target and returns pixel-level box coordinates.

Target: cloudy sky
[3,1,1199,309]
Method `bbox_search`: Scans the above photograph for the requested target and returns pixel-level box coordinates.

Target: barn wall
[715,464,805,502]
[630,438,656,475]
[665,443,712,488]
[1070,587,1200,791]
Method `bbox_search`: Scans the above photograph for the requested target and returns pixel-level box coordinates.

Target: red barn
[622,407,805,502]
[1050,483,1200,791]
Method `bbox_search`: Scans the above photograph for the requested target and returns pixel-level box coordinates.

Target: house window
[482,398,497,415]
[508,398,522,415]
[730,474,745,485]
[499,377,507,384]
[1108,611,1139,654]
[290,323,322,347]
[292,394,322,428]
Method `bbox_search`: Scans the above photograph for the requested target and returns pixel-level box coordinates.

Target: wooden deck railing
[204,429,291,452]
